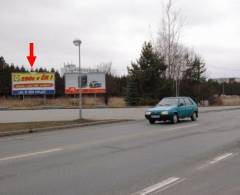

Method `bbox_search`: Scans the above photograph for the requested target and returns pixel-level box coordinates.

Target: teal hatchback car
[145,97,198,124]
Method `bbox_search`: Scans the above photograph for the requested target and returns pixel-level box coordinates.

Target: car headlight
[161,111,169,115]
[145,111,151,115]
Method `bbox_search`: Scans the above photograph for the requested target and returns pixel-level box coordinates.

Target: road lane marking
[156,178,186,193]
[197,153,237,170]
[0,148,63,162]
[133,177,184,195]
[209,153,234,164]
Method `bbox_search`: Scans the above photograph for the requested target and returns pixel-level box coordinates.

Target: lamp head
[73,39,82,46]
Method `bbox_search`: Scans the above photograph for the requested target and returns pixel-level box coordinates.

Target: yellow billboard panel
[12,72,55,95]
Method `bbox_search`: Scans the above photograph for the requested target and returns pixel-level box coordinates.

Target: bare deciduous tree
[156,0,186,96]
[96,62,112,74]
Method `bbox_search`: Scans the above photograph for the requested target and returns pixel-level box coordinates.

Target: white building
[61,64,102,76]
[211,77,240,84]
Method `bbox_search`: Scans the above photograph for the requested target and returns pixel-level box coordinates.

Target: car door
[178,98,186,118]
[184,97,194,117]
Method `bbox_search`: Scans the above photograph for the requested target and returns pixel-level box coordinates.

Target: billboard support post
[94,93,96,107]
[43,94,47,105]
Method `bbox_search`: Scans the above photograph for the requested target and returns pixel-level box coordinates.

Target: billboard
[65,72,106,94]
[12,72,55,95]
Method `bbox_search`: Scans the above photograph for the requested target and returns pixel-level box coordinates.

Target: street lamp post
[73,39,82,119]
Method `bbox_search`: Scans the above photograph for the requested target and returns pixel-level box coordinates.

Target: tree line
[0,56,64,97]
[0,52,239,105]
[0,56,127,100]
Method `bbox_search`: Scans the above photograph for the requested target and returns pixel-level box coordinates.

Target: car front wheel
[171,114,178,124]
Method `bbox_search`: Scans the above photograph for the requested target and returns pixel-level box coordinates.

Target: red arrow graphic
[26,42,37,68]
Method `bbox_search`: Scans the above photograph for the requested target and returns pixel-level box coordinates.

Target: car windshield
[157,98,178,106]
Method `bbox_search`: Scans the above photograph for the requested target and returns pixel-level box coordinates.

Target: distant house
[210,77,240,84]
[60,64,102,76]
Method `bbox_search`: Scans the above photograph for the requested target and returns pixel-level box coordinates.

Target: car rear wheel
[171,114,178,124]
[191,112,197,121]
[149,119,155,124]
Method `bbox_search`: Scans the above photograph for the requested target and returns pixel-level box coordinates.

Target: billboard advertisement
[12,72,55,95]
[65,72,106,94]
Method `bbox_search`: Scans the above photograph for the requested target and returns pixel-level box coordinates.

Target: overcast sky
[1,0,240,78]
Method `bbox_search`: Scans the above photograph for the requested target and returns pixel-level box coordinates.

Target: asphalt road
[1,110,240,194]
[1,106,240,122]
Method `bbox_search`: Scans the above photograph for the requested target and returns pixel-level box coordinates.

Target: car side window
[184,98,193,105]
[179,98,185,106]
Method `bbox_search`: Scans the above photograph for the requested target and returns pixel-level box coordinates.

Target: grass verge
[0,119,97,133]
[0,119,130,137]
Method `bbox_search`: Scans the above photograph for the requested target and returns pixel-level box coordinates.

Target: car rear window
[185,98,193,105]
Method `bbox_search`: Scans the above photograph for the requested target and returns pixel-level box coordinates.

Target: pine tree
[20,66,26,72]
[183,55,206,83]
[0,59,11,96]
[181,55,206,102]
[127,42,167,104]
[125,78,139,106]
[0,57,6,72]
[55,71,64,97]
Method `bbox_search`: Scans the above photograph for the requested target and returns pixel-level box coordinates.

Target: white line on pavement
[197,153,237,170]
[0,148,63,162]
[209,153,235,164]
[133,177,184,195]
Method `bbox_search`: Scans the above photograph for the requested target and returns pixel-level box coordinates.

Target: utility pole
[222,81,225,95]
[73,39,83,119]
[175,79,178,97]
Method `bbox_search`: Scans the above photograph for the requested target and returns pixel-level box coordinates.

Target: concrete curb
[2,106,151,111]
[199,107,240,113]
[0,107,8,110]
[1,106,240,111]
[0,119,131,137]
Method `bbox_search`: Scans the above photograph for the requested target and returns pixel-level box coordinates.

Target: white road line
[197,153,237,170]
[0,148,63,162]
[209,153,235,164]
[156,178,186,193]
[134,177,183,195]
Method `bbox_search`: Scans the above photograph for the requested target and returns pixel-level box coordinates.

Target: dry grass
[83,96,105,107]
[220,95,240,106]
[108,97,126,107]
[0,97,127,109]
[0,97,44,108]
